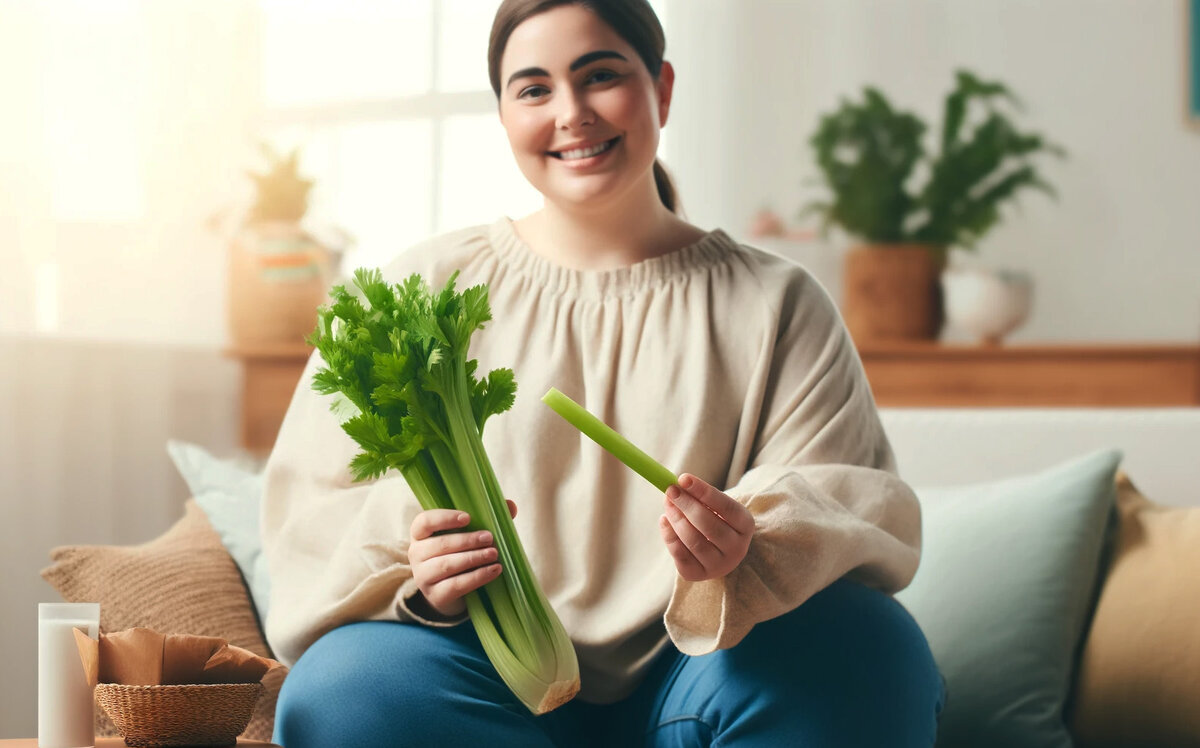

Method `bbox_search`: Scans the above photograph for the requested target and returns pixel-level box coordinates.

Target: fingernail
[666,486,680,501]
[680,474,693,489]
[457,513,469,524]
[477,531,492,544]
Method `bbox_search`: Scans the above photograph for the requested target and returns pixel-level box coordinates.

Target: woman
[265,1,944,745]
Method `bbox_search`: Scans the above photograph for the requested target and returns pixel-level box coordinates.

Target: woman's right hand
[407,500,517,619]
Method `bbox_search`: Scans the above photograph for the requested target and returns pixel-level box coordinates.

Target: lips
[547,136,622,159]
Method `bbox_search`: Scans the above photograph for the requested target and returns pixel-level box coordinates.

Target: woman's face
[497,4,672,211]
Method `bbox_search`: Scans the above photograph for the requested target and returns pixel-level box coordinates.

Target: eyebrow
[505,50,629,90]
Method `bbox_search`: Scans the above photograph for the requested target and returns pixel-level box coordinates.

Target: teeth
[558,139,615,160]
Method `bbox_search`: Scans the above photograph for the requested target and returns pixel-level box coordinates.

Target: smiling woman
[263,2,945,747]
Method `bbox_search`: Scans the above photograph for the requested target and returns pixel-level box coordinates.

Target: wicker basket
[94,682,264,747]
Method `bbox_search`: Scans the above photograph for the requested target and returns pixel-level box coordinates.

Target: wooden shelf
[225,342,313,360]
[221,341,1200,454]
[858,342,1200,407]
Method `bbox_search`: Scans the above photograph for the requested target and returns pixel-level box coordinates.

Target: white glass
[38,603,100,748]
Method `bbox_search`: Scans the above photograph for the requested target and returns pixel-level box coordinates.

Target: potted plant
[227,143,338,347]
[800,70,1064,343]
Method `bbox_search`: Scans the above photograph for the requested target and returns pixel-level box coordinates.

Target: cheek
[500,108,545,153]
[600,87,647,126]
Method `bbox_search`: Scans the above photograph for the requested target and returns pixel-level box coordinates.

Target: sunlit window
[42,0,146,223]
[260,0,433,108]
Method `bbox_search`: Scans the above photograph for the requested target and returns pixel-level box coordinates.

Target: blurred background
[2,0,1199,738]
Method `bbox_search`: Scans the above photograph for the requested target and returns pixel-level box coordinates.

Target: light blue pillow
[895,449,1121,748]
[166,440,270,623]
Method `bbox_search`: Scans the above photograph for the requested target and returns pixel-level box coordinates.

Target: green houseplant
[228,143,336,347]
[801,70,1064,342]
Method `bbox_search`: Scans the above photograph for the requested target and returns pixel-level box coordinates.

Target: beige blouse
[260,216,922,703]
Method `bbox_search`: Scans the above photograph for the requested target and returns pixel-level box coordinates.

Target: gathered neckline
[486,215,737,300]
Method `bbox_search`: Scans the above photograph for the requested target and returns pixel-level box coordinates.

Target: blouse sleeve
[663,273,921,655]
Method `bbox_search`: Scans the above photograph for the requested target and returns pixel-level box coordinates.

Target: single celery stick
[542,387,678,492]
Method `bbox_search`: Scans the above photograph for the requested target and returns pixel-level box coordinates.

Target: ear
[656,60,675,128]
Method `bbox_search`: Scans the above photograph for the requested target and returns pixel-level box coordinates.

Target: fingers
[678,474,756,535]
[411,527,495,564]
[659,514,707,581]
[410,501,516,544]
[661,476,756,582]
[419,543,501,587]
[665,484,740,550]
[409,508,504,617]
[661,496,720,571]
[421,562,503,616]
[410,509,470,542]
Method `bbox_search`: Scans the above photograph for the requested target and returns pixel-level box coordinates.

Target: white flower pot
[941,267,1033,345]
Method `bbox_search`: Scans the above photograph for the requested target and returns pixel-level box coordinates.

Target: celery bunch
[306,268,580,714]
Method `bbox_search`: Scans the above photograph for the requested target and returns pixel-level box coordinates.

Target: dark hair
[488,0,681,215]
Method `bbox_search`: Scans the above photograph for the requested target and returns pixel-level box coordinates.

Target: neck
[523,175,683,271]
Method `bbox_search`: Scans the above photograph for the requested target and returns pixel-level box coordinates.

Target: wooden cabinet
[858,343,1200,407]
[224,344,312,454]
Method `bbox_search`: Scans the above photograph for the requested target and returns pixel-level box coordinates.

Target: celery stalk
[541,387,678,492]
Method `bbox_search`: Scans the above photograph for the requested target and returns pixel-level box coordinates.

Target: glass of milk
[38,603,100,748]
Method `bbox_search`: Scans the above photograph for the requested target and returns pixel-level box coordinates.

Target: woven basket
[94,682,264,747]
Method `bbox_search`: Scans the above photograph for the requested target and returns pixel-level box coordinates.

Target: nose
[555,88,595,130]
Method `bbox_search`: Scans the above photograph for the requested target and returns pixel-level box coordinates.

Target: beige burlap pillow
[41,499,286,742]
[1069,473,1200,747]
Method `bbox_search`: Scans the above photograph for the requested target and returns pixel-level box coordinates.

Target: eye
[517,84,550,100]
[587,70,618,84]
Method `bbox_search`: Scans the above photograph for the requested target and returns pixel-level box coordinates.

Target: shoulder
[718,235,839,327]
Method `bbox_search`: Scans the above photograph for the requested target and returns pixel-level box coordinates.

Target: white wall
[1,0,1197,346]
[667,0,1200,342]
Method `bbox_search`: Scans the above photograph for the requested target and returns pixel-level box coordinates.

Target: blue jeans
[274,579,945,747]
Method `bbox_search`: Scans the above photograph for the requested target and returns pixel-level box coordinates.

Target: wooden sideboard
[859,342,1200,407]
[225,342,1200,453]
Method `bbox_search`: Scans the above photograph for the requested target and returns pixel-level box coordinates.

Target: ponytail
[652,158,681,216]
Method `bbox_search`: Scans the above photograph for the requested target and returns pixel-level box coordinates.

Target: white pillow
[166,440,269,623]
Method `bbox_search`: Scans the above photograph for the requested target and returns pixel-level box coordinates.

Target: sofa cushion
[167,439,270,622]
[1068,473,1200,747]
[895,449,1121,748]
[40,499,286,742]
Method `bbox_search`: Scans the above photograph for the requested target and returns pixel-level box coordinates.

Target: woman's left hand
[659,473,755,582]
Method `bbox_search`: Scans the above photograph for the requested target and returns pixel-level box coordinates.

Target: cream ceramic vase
[941,267,1033,345]
[228,221,333,347]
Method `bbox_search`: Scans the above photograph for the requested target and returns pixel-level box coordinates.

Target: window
[258,0,669,270]
[42,0,146,223]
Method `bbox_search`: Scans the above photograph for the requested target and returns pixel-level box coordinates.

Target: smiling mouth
[548,136,622,160]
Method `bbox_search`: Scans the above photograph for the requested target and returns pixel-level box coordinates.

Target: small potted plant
[226,143,338,347]
[800,70,1064,343]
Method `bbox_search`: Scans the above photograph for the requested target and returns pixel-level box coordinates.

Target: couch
[41,407,1200,747]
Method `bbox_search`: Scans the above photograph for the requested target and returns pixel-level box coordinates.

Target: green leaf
[804,68,1064,251]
